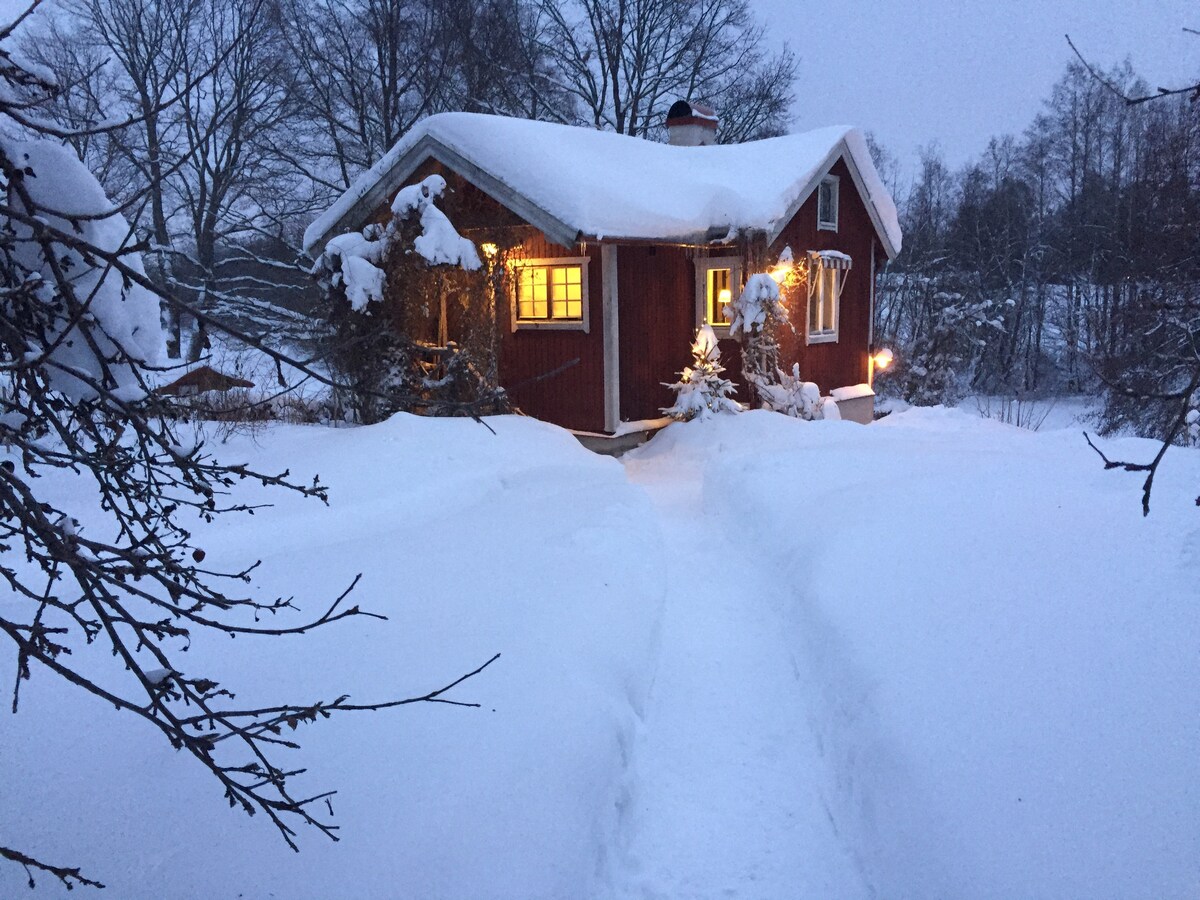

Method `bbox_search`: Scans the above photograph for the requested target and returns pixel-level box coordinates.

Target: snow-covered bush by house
[727,272,788,343]
[756,363,840,420]
[320,226,388,311]
[662,325,743,421]
[314,175,481,313]
[390,174,482,270]
[314,174,497,424]
[725,271,792,406]
[1187,407,1199,446]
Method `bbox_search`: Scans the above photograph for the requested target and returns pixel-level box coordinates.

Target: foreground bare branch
[0,846,106,891]
[0,18,498,891]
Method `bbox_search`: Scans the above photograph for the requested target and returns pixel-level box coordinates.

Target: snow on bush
[1187,406,1199,446]
[391,174,481,270]
[662,325,743,421]
[756,363,839,420]
[321,226,387,311]
[726,272,787,340]
[315,174,481,312]
[4,139,164,401]
[725,268,839,420]
[726,272,789,402]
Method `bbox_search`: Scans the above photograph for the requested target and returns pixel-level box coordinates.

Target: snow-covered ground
[3,408,1198,898]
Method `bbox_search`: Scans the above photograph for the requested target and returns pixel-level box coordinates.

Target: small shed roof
[157,365,255,396]
[304,112,902,259]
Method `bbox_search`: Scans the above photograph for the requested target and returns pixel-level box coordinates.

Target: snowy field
[3,408,1198,898]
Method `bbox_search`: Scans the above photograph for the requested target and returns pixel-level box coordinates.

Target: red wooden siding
[769,157,878,391]
[616,245,695,422]
[500,233,605,432]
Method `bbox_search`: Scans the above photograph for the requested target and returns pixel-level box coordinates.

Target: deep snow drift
[3,408,1198,898]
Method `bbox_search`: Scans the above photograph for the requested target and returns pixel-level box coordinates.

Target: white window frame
[693,256,742,334]
[509,256,590,332]
[817,175,839,232]
[806,254,848,345]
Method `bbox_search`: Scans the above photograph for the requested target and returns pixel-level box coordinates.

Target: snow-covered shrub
[1187,407,1199,447]
[314,175,481,314]
[662,325,743,421]
[880,284,1005,406]
[320,225,388,311]
[390,175,482,270]
[757,363,839,420]
[315,175,501,424]
[727,272,787,338]
[727,272,789,389]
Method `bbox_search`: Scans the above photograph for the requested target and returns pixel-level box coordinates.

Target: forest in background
[16,0,1199,438]
[870,58,1200,439]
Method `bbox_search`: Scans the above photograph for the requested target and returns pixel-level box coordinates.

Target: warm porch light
[770,245,796,284]
[480,242,499,259]
[872,347,894,370]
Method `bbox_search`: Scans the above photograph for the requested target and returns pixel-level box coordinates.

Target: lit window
[807,251,851,344]
[518,266,549,319]
[511,257,589,331]
[694,256,741,330]
[707,268,733,326]
[817,176,839,231]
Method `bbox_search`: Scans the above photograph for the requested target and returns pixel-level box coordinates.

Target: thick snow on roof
[304,112,902,257]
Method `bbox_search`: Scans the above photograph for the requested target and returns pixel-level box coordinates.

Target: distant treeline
[872,60,1200,437]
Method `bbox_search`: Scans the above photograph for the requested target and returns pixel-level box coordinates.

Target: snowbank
[1,414,666,899]
[627,409,1200,898]
[5,407,1198,898]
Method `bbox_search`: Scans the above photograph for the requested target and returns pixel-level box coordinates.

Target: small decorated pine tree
[662,325,743,421]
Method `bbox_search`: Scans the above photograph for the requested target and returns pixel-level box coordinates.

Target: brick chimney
[665,100,718,146]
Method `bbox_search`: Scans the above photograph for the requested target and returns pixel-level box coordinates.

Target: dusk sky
[2,0,1195,182]
[757,0,1198,178]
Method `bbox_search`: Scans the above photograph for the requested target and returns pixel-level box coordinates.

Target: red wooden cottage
[304,104,902,435]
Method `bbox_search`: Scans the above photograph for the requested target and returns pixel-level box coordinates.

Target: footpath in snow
[608,431,867,897]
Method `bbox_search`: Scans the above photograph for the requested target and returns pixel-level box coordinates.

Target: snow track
[608,445,869,898]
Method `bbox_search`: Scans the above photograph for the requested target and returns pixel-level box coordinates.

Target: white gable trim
[304,134,580,256]
[766,139,901,261]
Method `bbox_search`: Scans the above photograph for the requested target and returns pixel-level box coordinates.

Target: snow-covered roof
[303,112,902,259]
